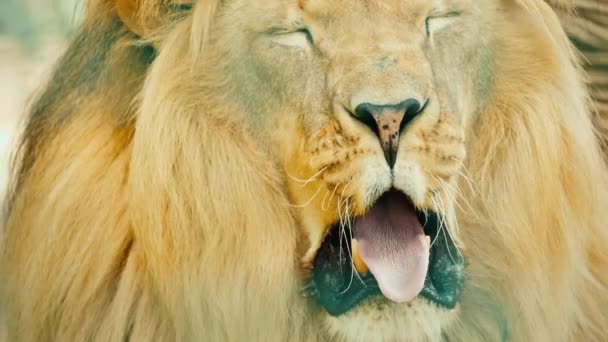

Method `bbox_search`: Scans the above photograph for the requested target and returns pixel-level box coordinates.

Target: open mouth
[304,189,465,316]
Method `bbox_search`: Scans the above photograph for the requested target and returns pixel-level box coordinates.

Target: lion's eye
[272,28,314,48]
[425,13,460,36]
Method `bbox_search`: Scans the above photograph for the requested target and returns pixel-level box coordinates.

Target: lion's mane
[1,0,607,341]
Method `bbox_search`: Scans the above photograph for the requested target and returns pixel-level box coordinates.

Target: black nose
[353,98,425,168]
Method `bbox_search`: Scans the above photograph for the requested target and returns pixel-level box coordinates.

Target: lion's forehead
[294,0,475,21]
[300,0,429,17]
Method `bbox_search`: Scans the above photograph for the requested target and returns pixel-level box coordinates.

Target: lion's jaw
[219,0,492,339]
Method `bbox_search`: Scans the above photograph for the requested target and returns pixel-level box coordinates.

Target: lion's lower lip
[305,190,465,316]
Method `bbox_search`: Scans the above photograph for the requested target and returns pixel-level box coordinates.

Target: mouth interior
[306,189,464,316]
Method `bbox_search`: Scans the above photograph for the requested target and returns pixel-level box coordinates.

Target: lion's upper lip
[305,189,465,316]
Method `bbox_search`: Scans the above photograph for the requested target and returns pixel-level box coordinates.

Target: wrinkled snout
[335,48,432,168]
[352,99,427,167]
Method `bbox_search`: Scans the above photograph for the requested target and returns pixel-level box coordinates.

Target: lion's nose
[353,99,425,168]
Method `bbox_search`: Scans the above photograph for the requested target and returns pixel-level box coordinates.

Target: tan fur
[2,0,607,341]
[552,0,608,153]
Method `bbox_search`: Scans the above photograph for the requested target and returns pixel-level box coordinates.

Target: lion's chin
[322,296,459,342]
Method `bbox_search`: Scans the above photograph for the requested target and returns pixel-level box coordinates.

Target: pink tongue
[353,191,430,303]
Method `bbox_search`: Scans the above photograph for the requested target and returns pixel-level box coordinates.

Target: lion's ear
[115,0,193,37]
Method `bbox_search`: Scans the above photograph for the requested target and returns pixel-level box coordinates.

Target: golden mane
[1,0,607,341]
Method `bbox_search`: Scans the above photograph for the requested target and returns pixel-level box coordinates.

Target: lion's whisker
[451,180,478,218]
[287,184,323,208]
[337,184,351,269]
[434,175,472,218]
[286,166,328,187]
[336,180,353,267]
[339,200,366,295]
[429,189,463,264]
[428,196,444,248]
[322,183,339,211]
[454,161,478,195]
[345,200,366,288]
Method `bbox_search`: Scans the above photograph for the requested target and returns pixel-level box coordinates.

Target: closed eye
[425,12,460,36]
[272,28,314,48]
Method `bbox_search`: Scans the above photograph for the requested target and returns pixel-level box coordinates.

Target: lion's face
[3,0,605,340]
[216,0,495,339]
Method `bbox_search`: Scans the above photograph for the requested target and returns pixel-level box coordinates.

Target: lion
[1,0,607,341]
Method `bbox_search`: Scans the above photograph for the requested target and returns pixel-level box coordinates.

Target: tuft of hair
[552,0,608,153]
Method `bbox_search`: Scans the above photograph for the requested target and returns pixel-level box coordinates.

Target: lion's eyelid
[272,31,313,48]
[425,13,460,35]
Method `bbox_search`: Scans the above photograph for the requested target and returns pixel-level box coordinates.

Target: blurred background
[0,0,82,195]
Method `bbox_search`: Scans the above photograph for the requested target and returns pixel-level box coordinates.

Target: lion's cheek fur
[129,31,316,340]
[445,2,608,340]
